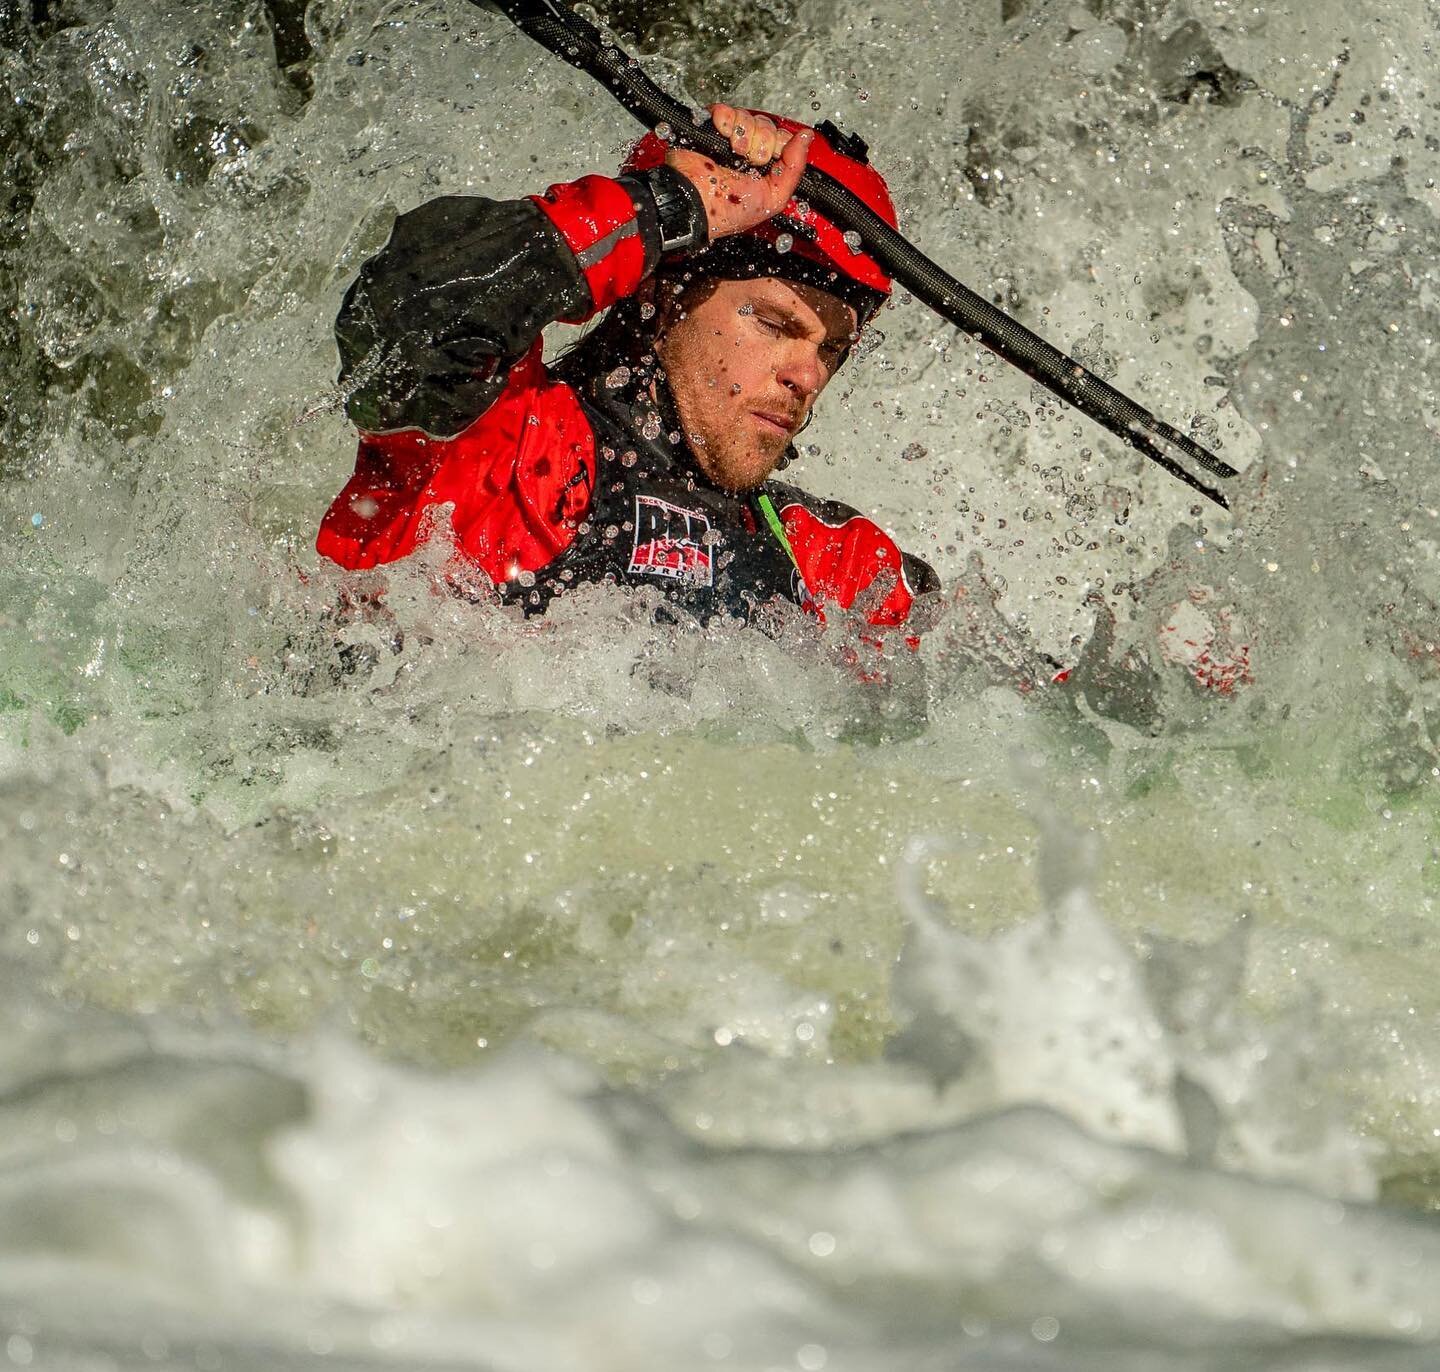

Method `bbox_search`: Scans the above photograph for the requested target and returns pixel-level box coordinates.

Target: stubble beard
[691,419,784,493]
[672,389,784,494]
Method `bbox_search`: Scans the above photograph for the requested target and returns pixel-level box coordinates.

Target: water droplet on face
[730,383,742,395]
[775,232,794,254]
[737,303,754,316]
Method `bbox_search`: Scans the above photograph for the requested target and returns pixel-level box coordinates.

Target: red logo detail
[628,496,714,587]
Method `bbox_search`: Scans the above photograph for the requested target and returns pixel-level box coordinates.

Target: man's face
[655,275,859,493]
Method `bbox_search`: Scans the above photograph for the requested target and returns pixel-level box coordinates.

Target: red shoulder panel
[778,502,917,627]
[316,343,595,584]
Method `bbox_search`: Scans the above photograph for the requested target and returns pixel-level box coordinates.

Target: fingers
[768,125,813,203]
[709,103,787,168]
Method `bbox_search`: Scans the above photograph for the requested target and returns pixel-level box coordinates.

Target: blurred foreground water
[6,0,1440,1366]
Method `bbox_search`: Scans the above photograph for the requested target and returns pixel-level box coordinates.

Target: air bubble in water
[605,365,632,389]
[776,232,794,254]
[639,302,656,320]
[901,442,928,461]
[641,412,662,440]
[620,449,638,467]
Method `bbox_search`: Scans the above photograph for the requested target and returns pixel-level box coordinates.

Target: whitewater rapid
[5,0,1440,1367]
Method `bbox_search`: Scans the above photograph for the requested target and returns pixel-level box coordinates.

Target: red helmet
[623,111,897,327]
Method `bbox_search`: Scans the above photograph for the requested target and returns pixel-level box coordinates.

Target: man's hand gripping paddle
[481,0,1239,510]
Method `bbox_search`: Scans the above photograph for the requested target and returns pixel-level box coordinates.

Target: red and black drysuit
[317,163,940,632]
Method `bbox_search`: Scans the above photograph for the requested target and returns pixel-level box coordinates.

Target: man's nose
[776,344,825,402]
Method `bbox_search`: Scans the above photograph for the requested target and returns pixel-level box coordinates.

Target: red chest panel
[316,344,595,580]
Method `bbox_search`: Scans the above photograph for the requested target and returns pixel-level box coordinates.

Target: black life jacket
[501,368,808,623]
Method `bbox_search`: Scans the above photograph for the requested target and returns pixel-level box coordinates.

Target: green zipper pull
[755,491,810,600]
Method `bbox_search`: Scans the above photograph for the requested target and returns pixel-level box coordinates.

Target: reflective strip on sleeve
[530,175,648,315]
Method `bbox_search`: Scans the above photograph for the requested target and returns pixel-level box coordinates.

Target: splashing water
[5,0,1440,1367]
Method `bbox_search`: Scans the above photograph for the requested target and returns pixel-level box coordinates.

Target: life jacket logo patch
[628,494,714,587]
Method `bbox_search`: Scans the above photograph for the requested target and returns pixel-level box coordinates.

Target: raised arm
[336,168,698,438]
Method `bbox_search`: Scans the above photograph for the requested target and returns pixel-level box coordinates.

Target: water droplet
[620,449,638,467]
[30,512,43,528]
[639,302,656,320]
[641,412,662,440]
[852,328,884,359]
[775,231,794,254]
[843,229,863,251]
[655,121,672,141]
[605,365,632,389]
[900,442,928,461]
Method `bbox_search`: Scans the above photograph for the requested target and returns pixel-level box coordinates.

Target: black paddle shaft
[483,0,1237,509]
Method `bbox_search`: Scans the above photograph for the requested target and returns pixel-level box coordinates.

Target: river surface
[5,0,1440,1367]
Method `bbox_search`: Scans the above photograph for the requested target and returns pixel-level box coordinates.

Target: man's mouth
[750,410,795,436]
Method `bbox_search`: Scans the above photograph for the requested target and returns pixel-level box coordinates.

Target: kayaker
[317,104,939,639]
